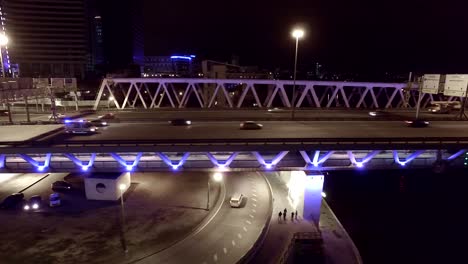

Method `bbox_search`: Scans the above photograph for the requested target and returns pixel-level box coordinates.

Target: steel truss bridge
[0,148,466,173]
[93,78,464,110]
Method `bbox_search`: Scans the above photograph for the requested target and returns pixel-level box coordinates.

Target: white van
[64,120,98,134]
[230,193,245,208]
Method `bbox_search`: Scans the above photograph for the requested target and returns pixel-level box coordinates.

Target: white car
[48,113,67,120]
[229,193,245,208]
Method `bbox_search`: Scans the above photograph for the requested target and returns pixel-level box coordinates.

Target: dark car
[24,195,42,211]
[169,119,192,126]
[51,181,72,191]
[0,193,25,209]
[90,119,109,127]
[405,119,430,128]
[240,121,263,130]
[0,110,9,116]
[98,113,115,119]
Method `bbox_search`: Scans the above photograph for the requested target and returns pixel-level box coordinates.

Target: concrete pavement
[249,172,362,264]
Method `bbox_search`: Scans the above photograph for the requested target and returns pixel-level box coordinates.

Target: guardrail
[1,137,468,153]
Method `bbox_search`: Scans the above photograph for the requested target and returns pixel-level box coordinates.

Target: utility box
[84,172,131,201]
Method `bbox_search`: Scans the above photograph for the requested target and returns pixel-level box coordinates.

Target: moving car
[240,121,263,130]
[0,193,24,209]
[24,195,42,211]
[64,120,98,134]
[427,104,451,114]
[267,107,283,112]
[0,110,9,116]
[368,110,390,117]
[170,119,192,126]
[89,119,108,127]
[230,193,245,208]
[405,119,430,128]
[49,193,61,207]
[51,181,72,191]
[48,113,67,120]
[98,113,115,119]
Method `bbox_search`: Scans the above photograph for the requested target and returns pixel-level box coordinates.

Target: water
[324,168,468,264]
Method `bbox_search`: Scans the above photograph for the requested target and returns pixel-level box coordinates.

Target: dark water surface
[325,168,468,264]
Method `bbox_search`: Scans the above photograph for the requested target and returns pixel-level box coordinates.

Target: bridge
[1,121,467,173]
[92,78,465,110]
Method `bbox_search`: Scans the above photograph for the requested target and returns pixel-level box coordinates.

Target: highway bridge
[93,78,464,110]
[0,121,466,172]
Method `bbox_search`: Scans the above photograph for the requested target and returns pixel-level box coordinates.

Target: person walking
[291,212,294,221]
[283,208,287,221]
[295,210,298,220]
[278,211,282,222]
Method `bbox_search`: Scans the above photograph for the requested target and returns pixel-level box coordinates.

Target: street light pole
[206,180,210,210]
[291,28,304,120]
[119,184,128,253]
[0,33,9,78]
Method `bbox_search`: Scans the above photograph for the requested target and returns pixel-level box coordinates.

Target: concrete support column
[277,171,324,225]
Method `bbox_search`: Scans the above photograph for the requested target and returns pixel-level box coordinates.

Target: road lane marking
[249,214,254,218]
[246,220,252,225]
[251,209,256,213]
[223,248,228,254]
[232,240,236,246]
[252,198,257,202]
[213,254,218,262]
[252,189,257,192]
[238,233,242,239]
[252,203,257,207]
[252,193,257,197]
[243,226,248,232]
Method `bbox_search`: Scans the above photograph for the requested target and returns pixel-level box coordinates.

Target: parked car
[240,121,263,130]
[0,193,24,209]
[0,110,9,116]
[170,119,192,126]
[49,193,61,207]
[51,181,72,191]
[405,119,430,128]
[24,195,42,211]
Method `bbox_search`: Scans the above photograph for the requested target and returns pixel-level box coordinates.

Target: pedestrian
[278,211,282,222]
[295,210,298,220]
[291,212,294,221]
[283,208,287,221]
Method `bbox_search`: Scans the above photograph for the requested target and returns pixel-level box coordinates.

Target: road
[40,121,468,144]
[136,172,271,264]
[0,173,67,202]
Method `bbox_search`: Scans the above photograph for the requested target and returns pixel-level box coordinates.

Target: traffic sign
[422,74,441,94]
[444,74,468,97]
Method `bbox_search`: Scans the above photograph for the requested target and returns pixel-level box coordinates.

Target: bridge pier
[277,171,324,225]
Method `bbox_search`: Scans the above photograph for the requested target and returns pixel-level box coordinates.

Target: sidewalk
[248,173,362,264]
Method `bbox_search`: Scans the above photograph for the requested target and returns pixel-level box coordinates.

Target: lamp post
[0,34,8,78]
[207,172,223,210]
[119,183,128,253]
[291,28,304,120]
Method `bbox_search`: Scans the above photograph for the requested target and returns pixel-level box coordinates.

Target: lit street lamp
[108,96,115,109]
[0,33,8,78]
[119,183,128,253]
[291,28,304,120]
[207,172,223,210]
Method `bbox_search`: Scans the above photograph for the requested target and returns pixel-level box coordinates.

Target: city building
[202,60,272,79]
[142,55,199,78]
[3,0,87,79]
[85,0,104,76]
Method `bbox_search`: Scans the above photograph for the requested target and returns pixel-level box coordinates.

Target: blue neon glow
[190,55,196,58]
[171,165,179,170]
[79,119,84,123]
[64,119,72,123]
[171,56,192,60]
[38,166,46,171]
[217,164,226,169]
[265,164,273,169]
[82,166,89,171]
[399,161,406,166]
[356,163,364,168]
[126,165,134,171]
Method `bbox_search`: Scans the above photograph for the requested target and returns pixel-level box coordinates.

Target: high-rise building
[85,0,104,77]
[3,0,87,78]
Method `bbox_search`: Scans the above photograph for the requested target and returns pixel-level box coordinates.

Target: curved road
[135,172,271,264]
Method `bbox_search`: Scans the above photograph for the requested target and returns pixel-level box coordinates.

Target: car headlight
[32,204,39,209]
[101,122,107,126]
[186,120,192,125]
[369,112,377,116]
[23,205,30,211]
[90,128,96,132]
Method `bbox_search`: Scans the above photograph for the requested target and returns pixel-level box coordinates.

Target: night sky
[108,0,468,73]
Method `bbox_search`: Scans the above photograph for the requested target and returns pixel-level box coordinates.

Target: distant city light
[321,192,327,198]
[170,56,192,60]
